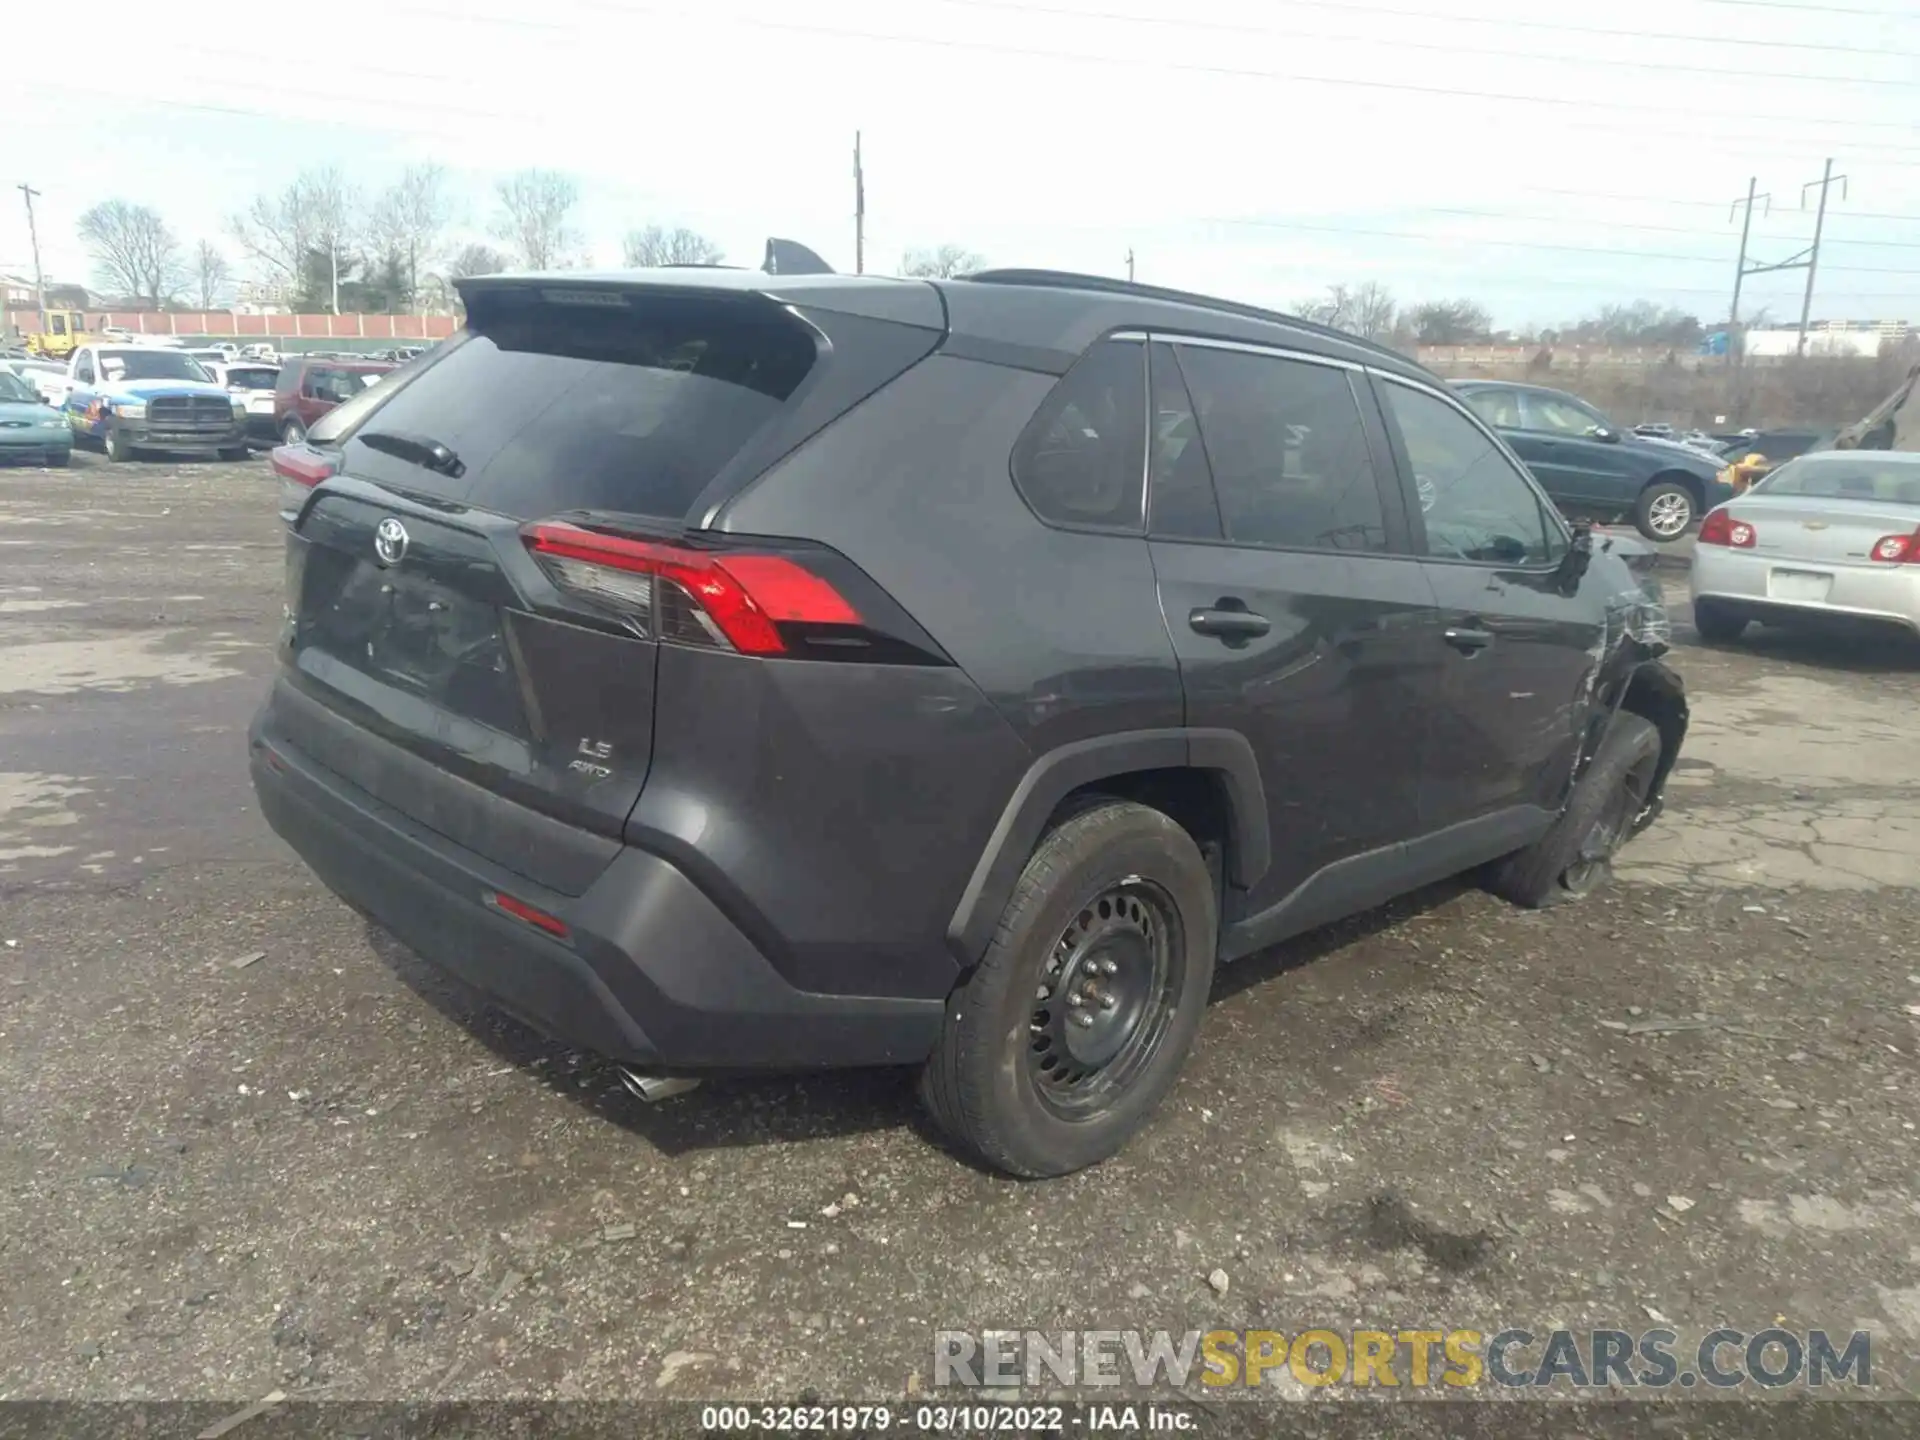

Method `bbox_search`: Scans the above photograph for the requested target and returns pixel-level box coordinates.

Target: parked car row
[1,344,397,465]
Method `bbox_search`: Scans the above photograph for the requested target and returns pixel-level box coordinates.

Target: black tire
[48,450,71,468]
[282,419,306,445]
[102,427,132,463]
[1633,479,1696,542]
[919,799,1217,1178]
[219,446,249,461]
[1692,597,1748,644]
[1485,714,1663,910]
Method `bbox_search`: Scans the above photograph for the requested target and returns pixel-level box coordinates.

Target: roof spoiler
[763,238,835,276]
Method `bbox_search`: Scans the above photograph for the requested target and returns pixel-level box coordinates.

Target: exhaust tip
[615,1067,702,1103]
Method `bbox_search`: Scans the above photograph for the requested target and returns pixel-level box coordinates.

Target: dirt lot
[2,454,1918,1423]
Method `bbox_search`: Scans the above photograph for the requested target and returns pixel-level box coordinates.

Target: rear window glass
[1758,458,1920,504]
[328,291,817,519]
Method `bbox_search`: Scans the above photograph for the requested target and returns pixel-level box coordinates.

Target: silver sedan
[1689,450,1920,642]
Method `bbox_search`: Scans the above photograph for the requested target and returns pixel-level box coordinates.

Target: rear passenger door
[1371,374,1604,832]
[1146,338,1442,932]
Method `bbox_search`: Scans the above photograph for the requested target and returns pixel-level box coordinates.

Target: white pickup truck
[51,343,249,462]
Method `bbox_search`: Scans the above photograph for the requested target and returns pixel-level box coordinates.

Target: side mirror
[1554,521,1595,595]
[1588,426,1619,444]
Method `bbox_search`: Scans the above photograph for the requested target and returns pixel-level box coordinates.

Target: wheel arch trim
[945,728,1269,966]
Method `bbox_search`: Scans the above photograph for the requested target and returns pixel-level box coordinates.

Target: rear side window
[1011,339,1146,533]
[1172,345,1388,553]
[1461,386,1521,429]
[328,290,818,520]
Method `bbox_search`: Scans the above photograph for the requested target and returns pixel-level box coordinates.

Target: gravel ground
[2,454,1917,1427]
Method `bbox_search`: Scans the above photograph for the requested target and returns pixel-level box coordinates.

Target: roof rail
[962,268,1412,367]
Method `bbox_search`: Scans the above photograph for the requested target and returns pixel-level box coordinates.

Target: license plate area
[300,551,527,738]
[1768,568,1833,603]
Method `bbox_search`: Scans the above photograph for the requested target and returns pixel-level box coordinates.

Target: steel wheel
[1025,878,1183,1118]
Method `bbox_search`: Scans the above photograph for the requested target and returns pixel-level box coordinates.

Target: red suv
[274,357,395,444]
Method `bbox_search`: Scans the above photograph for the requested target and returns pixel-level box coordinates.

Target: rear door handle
[1444,626,1495,654]
[1189,607,1271,640]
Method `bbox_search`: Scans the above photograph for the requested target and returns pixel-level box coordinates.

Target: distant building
[236,278,295,314]
[1740,320,1911,359]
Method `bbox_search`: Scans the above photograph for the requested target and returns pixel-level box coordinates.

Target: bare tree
[368,164,456,307]
[191,240,233,310]
[1407,299,1493,345]
[445,243,510,281]
[1294,282,1398,343]
[493,170,580,270]
[899,244,984,278]
[228,168,357,311]
[623,225,724,268]
[77,200,186,307]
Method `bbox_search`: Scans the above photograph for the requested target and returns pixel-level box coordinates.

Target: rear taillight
[521,521,860,656]
[1697,509,1755,548]
[1867,529,1920,563]
[272,444,335,523]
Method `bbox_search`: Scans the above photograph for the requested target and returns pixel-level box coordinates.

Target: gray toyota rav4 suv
[251,262,1688,1177]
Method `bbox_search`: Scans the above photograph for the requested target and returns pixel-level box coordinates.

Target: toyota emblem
[374,517,410,566]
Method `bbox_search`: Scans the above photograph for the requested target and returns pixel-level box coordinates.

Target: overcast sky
[5,0,1916,330]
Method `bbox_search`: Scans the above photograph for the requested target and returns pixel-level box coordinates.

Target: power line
[1697,0,1914,15]
[926,0,1920,78]
[1419,206,1920,249]
[1205,214,1913,273]
[27,20,1920,168]
[600,4,1920,136]
[1524,187,1920,222]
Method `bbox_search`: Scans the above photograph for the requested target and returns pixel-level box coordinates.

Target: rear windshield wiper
[356,429,465,478]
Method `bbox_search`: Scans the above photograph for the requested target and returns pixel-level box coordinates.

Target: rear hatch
[274,280,942,892]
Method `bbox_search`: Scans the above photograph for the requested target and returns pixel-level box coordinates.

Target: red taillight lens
[272,444,335,524]
[1697,509,1754,548]
[521,521,860,655]
[1868,530,1920,563]
[488,890,569,938]
[271,444,335,487]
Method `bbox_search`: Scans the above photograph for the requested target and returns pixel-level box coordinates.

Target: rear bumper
[249,707,944,1072]
[1691,547,1920,633]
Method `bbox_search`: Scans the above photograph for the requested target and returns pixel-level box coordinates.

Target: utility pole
[853,131,866,276]
[1726,178,1764,357]
[1725,178,1770,415]
[1126,248,1135,282]
[1796,158,1846,358]
[16,183,48,324]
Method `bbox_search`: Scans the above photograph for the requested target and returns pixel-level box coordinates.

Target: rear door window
[1147,342,1222,540]
[326,289,818,520]
[1171,344,1389,553]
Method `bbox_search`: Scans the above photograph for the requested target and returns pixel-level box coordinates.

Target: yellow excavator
[23,310,90,361]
